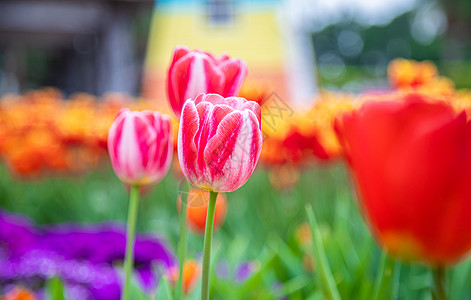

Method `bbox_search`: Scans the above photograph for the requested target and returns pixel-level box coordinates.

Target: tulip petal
[337,95,471,264]
[219,59,248,97]
[167,47,247,119]
[196,94,261,126]
[108,109,173,185]
[178,94,262,192]
[169,53,225,118]
[204,110,262,192]
[386,111,469,263]
[178,101,201,185]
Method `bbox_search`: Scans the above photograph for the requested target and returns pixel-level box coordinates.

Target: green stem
[122,185,140,300]
[433,266,447,300]
[201,191,218,300]
[175,184,190,300]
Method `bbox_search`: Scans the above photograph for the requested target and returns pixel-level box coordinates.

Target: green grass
[0,162,470,299]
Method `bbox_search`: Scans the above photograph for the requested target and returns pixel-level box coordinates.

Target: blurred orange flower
[167,259,201,295]
[1,287,36,300]
[260,91,355,167]
[0,89,158,178]
[388,58,454,97]
[177,188,227,234]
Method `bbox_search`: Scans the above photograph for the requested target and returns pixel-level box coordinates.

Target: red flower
[167,46,247,118]
[336,94,471,265]
[178,93,262,192]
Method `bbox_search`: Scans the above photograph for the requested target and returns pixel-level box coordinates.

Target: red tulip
[167,46,247,118]
[108,108,173,186]
[178,93,262,192]
[336,94,471,265]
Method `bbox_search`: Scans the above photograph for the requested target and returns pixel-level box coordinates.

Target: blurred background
[0,0,471,299]
[1,0,470,100]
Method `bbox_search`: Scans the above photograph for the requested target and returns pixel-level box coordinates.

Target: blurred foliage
[442,0,471,23]
[312,4,471,90]
[439,60,471,89]
[1,163,470,299]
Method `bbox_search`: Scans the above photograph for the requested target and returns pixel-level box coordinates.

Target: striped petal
[167,47,247,119]
[178,94,263,192]
[108,109,173,186]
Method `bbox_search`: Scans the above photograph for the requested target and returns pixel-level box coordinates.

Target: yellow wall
[143,8,288,113]
[145,10,285,71]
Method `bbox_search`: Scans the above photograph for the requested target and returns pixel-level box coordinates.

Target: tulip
[335,92,471,297]
[336,94,471,265]
[178,93,262,300]
[336,94,471,299]
[107,108,173,300]
[108,108,173,186]
[167,46,247,118]
[177,188,228,234]
[178,93,263,193]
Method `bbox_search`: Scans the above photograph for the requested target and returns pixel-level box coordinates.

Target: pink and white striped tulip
[167,46,247,119]
[178,93,263,192]
[108,109,173,186]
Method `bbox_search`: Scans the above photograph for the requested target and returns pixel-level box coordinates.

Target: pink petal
[220,59,247,97]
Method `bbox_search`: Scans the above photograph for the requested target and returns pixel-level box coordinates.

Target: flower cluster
[260,59,471,172]
[4,59,471,184]
[0,211,174,299]
[387,58,471,116]
[0,89,159,178]
[387,58,455,97]
[260,91,356,166]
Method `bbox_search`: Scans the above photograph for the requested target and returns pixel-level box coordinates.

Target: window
[206,0,235,26]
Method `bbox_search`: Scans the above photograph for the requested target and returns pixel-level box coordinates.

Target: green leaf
[46,277,66,300]
[267,234,304,276]
[125,274,152,300]
[372,252,401,300]
[305,204,341,300]
[155,276,174,300]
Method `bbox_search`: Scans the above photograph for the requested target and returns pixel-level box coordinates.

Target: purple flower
[0,212,39,258]
[0,210,175,299]
[234,261,258,283]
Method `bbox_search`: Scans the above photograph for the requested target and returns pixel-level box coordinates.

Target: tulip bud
[108,109,173,186]
[167,46,247,118]
[178,93,263,192]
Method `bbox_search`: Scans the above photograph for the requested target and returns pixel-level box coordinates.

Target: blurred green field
[319,60,471,90]
[0,163,470,299]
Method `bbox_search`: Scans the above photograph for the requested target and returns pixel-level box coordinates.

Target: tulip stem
[201,191,218,300]
[175,183,190,300]
[122,185,139,300]
[433,266,447,300]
